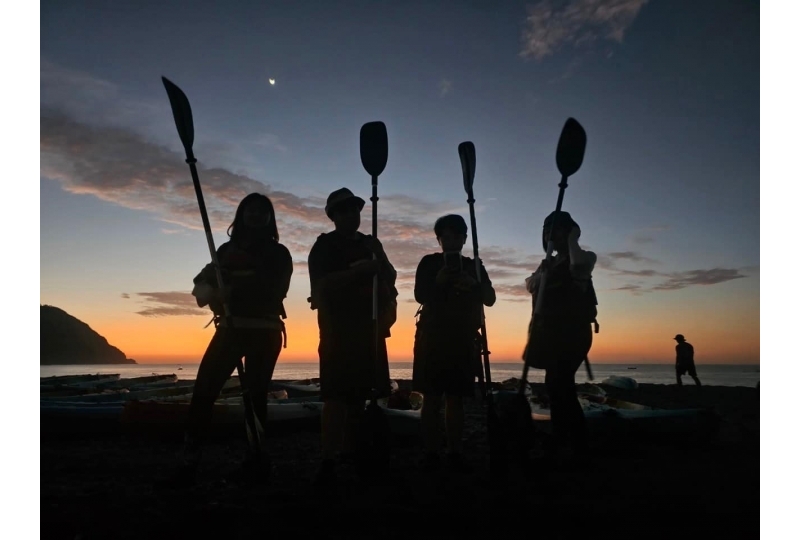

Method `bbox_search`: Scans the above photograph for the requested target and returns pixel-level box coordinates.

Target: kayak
[529,394,719,438]
[601,376,639,390]
[40,374,121,392]
[40,373,121,385]
[269,380,321,398]
[104,374,178,389]
[40,385,195,403]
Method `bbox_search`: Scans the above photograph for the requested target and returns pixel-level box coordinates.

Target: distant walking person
[158,193,293,489]
[674,334,701,386]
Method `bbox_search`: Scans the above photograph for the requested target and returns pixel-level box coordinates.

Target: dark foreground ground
[41,382,759,539]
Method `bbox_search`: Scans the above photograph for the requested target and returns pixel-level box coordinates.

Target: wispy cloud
[520,0,648,61]
[251,133,288,154]
[651,268,748,291]
[131,292,208,317]
[439,78,453,97]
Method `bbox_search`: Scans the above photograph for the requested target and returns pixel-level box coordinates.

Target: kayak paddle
[458,141,509,478]
[161,76,264,458]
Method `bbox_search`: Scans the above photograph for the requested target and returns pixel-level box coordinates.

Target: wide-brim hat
[674,334,685,341]
[325,187,365,219]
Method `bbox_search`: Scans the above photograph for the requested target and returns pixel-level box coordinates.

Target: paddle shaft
[370,175,380,405]
[465,189,493,391]
[186,156,263,453]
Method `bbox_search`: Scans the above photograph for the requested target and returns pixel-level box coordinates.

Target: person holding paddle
[524,210,597,461]
[161,192,293,488]
[308,187,398,486]
[412,214,496,472]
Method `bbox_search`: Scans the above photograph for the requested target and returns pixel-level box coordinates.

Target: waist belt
[206,315,288,348]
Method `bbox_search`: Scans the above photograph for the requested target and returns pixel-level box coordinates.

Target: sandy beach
[40,381,759,539]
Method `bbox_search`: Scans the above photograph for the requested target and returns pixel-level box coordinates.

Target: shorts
[412,327,480,398]
[676,362,698,377]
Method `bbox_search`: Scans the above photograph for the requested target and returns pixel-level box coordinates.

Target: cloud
[131,292,208,317]
[651,268,748,291]
[120,293,130,299]
[251,133,288,154]
[593,248,749,293]
[520,0,648,61]
[605,251,659,264]
[439,78,453,97]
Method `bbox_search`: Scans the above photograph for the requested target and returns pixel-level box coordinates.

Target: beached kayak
[40,385,194,403]
[104,374,178,389]
[601,376,639,390]
[528,394,719,438]
[40,374,121,392]
[269,380,321,398]
[40,373,121,386]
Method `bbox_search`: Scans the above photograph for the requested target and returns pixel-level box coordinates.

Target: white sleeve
[525,262,546,293]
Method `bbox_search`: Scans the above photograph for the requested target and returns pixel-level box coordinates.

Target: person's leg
[343,395,366,457]
[186,328,243,449]
[242,330,283,441]
[688,364,701,386]
[241,329,283,472]
[544,367,564,443]
[421,393,443,468]
[316,398,347,485]
[676,366,683,386]
[157,328,241,489]
[444,395,464,454]
[559,358,586,453]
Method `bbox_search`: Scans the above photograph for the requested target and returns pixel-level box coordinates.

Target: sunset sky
[39,0,760,365]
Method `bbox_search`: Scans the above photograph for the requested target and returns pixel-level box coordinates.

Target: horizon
[40,0,760,365]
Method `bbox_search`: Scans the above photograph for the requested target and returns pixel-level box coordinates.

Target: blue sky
[39,0,760,363]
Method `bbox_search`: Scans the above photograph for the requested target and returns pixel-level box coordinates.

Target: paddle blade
[555,117,587,177]
[162,76,195,154]
[360,121,388,177]
[458,141,476,192]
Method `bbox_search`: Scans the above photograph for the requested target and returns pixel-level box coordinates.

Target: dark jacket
[194,239,292,320]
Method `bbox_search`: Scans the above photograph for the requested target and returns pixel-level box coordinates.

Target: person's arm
[274,244,293,301]
[478,261,497,307]
[362,235,397,284]
[567,227,596,281]
[308,237,376,302]
[525,260,546,294]
[414,256,438,305]
[192,244,229,309]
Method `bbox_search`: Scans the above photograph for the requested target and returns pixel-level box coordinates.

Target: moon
[268,78,276,86]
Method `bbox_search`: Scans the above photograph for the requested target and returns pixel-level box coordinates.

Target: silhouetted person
[308,188,398,486]
[158,193,292,489]
[523,211,597,461]
[674,334,701,386]
[412,215,496,473]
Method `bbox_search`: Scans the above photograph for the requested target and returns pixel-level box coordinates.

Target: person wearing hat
[307,187,398,485]
[411,214,496,472]
[523,210,598,461]
[674,334,701,386]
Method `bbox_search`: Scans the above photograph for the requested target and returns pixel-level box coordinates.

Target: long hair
[227,193,280,243]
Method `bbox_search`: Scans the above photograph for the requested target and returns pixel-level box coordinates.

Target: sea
[40,362,760,388]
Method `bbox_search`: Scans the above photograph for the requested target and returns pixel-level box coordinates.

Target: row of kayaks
[40,374,717,438]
